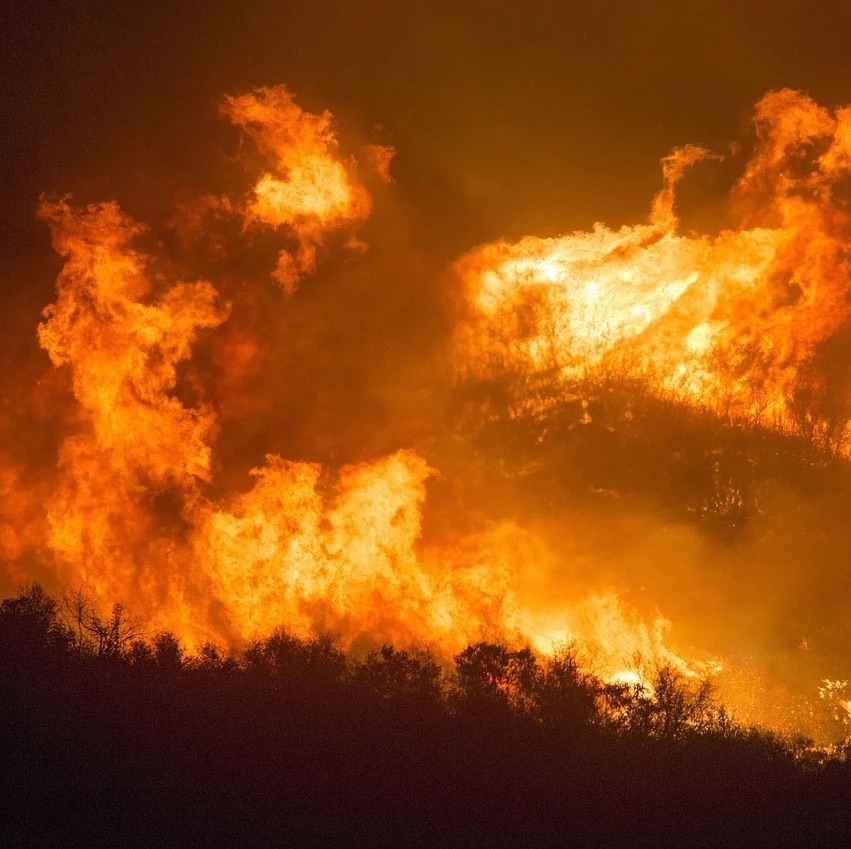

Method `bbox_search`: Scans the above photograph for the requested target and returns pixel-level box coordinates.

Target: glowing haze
[7,85,851,731]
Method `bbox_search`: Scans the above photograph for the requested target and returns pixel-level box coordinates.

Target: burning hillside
[454,90,851,448]
[3,82,851,738]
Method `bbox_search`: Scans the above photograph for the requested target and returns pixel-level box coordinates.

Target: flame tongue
[37,198,227,608]
[199,450,436,642]
[221,85,379,294]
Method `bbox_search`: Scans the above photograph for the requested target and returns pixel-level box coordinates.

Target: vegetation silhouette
[3,583,851,847]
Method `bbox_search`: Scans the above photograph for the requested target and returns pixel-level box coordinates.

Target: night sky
[5,1,851,247]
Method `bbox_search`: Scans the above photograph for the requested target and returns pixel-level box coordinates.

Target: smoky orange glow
[7,83,851,739]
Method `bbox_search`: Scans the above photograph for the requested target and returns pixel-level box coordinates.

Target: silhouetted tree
[61,587,145,659]
[535,645,600,732]
[599,663,716,740]
[353,645,443,703]
[0,582,71,668]
[127,637,155,667]
[189,641,236,673]
[153,631,184,670]
[787,343,851,456]
[244,628,347,688]
[453,642,539,715]
[649,664,715,739]
[599,677,651,732]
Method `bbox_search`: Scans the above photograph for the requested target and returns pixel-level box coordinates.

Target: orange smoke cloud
[454,89,851,444]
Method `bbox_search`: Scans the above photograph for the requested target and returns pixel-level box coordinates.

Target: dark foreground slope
[2,586,851,848]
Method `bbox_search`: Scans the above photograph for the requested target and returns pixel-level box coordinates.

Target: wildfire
[30,190,686,676]
[454,90,851,442]
[12,84,851,732]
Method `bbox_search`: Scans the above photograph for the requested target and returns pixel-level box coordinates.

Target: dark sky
[4,1,851,244]
[2,0,851,462]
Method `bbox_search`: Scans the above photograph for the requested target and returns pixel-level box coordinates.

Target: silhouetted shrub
[453,641,539,716]
[244,628,347,689]
[2,585,851,848]
[535,644,600,732]
[353,644,444,703]
[0,582,71,669]
[153,631,184,670]
[61,587,145,659]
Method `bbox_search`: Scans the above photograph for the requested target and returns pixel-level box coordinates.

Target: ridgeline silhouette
[2,583,851,847]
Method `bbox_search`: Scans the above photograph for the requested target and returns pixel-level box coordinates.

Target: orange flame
[31,197,512,650]
[221,85,380,293]
[455,89,851,437]
[37,198,227,608]
[31,193,686,673]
